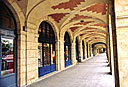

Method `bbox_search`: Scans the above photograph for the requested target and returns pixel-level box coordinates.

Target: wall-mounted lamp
[23,26,27,32]
[80,20,84,23]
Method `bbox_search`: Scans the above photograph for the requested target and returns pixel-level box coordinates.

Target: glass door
[50,44,56,72]
[82,41,85,59]
[0,36,16,87]
[64,44,71,67]
[1,37,14,75]
[86,42,88,58]
[38,43,56,77]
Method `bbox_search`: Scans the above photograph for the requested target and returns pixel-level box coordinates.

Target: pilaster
[71,41,77,65]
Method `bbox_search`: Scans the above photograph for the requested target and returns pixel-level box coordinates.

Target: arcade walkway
[27,53,115,87]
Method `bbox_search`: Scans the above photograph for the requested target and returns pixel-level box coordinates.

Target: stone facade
[1,0,128,87]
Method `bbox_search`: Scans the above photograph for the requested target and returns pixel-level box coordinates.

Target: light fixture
[80,20,84,23]
[23,26,27,31]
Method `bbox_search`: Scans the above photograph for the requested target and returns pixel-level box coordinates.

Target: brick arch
[60,16,101,33]
[74,27,107,37]
[36,16,59,41]
[77,29,107,36]
[74,25,107,36]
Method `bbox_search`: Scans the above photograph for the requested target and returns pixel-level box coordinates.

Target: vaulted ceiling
[15,0,109,45]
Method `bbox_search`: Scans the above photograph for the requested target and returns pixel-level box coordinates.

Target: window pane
[1,37,14,76]
[65,46,69,61]
[38,43,43,67]
[44,43,50,66]
[51,44,55,64]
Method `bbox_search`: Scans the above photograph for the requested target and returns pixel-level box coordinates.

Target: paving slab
[27,53,115,87]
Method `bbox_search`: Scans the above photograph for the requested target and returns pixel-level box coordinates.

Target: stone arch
[3,0,25,31]
[60,27,73,43]
[36,16,59,41]
[0,1,24,86]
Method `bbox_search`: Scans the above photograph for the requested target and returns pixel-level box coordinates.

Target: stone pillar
[113,0,128,86]
[90,46,93,57]
[59,39,65,70]
[106,37,111,65]
[18,24,39,86]
[88,43,90,58]
[95,48,97,55]
[79,40,83,62]
[26,28,38,85]
[110,0,120,87]
[55,40,60,71]
[93,47,95,56]
[109,14,114,75]
[17,31,26,87]
[84,40,87,59]
[71,41,77,65]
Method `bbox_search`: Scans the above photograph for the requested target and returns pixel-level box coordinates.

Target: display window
[38,21,56,77]
[64,32,71,67]
[1,37,14,76]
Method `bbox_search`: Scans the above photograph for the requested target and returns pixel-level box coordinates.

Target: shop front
[0,1,17,87]
[64,32,71,67]
[38,21,56,77]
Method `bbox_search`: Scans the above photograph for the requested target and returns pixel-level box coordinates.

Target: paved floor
[27,53,115,87]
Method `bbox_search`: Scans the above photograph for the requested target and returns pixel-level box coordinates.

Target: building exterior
[0,0,127,87]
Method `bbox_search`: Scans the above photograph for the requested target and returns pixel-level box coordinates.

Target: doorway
[82,40,85,59]
[0,1,17,87]
[64,32,71,67]
[76,37,79,62]
[38,21,56,77]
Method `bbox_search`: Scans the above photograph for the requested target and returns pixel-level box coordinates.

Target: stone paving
[27,53,115,87]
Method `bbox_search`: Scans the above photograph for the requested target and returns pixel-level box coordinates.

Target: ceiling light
[80,20,84,23]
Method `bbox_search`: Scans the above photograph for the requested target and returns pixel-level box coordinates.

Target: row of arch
[0,1,106,87]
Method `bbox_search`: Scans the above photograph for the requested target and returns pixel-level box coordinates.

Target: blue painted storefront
[39,64,56,77]
[0,29,17,87]
[38,21,56,77]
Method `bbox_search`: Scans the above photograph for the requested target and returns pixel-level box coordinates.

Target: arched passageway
[0,1,17,87]
[75,37,79,62]
[82,40,85,60]
[38,21,56,77]
[27,53,115,87]
[64,32,71,67]
[1,0,127,87]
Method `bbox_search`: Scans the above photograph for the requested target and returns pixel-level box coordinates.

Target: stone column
[17,31,26,87]
[110,0,120,87]
[55,40,60,71]
[113,0,128,86]
[71,41,77,65]
[26,27,38,85]
[18,24,39,86]
[88,43,90,58]
[79,40,83,62]
[59,39,65,70]
[84,40,87,59]
[109,14,114,75]
[90,46,93,57]
[94,47,96,56]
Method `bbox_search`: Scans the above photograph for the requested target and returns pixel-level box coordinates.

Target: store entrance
[0,29,16,87]
[76,37,79,62]
[0,1,17,87]
[64,32,71,67]
[38,21,56,77]
[38,43,56,77]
